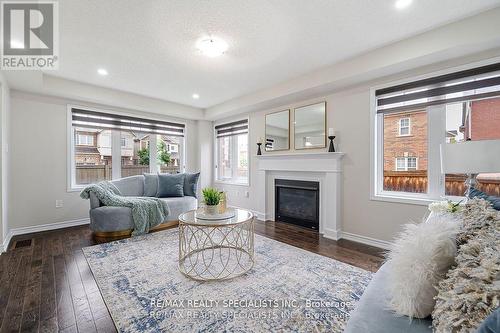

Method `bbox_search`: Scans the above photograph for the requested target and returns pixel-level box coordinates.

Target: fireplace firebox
[275,179,319,230]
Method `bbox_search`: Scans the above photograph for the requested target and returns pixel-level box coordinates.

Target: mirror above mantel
[294,102,326,150]
[265,109,290,151]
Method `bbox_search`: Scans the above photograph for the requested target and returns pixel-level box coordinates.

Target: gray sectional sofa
[345,262,432,333]
[88,175,198,237]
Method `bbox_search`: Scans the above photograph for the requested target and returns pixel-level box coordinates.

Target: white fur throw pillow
[386,214,460,318]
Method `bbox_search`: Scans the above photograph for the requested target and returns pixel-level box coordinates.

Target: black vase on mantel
[328,136,336,152]
[257,143,262,155]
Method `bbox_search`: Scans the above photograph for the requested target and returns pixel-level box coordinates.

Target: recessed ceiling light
[97,68,108,76]
[192,93,200,99]
[196,37,228,58]
[10,40,24,49]
[395,0,412,9]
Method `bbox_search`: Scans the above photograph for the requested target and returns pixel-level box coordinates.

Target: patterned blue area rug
[83,229,372,332]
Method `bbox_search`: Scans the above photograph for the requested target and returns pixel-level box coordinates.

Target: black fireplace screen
[275,179,319,230]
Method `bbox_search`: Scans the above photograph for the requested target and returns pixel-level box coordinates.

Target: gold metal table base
[178,217,255,281]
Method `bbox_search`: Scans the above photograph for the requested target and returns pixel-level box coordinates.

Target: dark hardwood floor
[0,220,384,333]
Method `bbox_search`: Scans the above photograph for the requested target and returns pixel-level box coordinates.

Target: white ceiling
[25,0,500,108]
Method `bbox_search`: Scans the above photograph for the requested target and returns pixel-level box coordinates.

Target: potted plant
[202,187,222,215]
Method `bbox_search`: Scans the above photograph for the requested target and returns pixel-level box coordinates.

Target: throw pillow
[385,214,460,318]
[469,187,500,211]
[432,199,500,332]
[157,173,185,197]
[183,172,200,197]
[143,173,158,197]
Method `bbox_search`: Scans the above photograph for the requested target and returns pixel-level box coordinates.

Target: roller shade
[215,119,248,138]
[71,108,185,137]
[376,63,500,114]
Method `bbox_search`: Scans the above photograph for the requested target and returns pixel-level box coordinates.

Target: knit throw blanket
[80,181,170,236]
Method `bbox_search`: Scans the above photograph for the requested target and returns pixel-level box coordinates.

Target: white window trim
[213,117,250,186]
[67,104,188,191]
[398,117,411,136]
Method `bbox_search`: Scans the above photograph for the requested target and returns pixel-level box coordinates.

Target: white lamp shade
[440,140,500,174]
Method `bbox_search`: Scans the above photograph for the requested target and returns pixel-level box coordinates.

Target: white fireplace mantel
[256,152,345,240]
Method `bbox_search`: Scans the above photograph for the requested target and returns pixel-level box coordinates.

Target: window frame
[76,133,94,146]
[395,156,418,171]
[398,117,411,136]
[213,117,250,186]
[67,105,187,192]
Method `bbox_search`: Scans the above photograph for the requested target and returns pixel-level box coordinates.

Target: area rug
[83,229,372,332]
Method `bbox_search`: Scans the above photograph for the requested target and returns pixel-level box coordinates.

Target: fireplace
[275,179,320,230]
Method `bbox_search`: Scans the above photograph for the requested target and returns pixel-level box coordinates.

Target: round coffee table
[178,208,255,281]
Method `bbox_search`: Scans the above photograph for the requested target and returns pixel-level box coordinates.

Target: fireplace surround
[256,152,344,240]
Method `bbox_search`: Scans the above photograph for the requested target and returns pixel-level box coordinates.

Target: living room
[0,1,499,332]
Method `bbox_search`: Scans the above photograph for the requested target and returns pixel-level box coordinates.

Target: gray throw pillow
[143,173,158,197]
[184,172,200,197]
[157,173,185,197]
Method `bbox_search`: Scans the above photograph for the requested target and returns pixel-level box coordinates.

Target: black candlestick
[257,143,262,155]
[328,136,336,152]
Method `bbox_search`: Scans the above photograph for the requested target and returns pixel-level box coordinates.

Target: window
[69,107,185,188]
[383,109,427,194]
[374,62,500,202]
[215,119,249,184]
[395,157,417,171]
[398,118,410,136]
[76,133,94,146]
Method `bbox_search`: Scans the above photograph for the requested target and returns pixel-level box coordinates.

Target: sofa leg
[93,229,132,243]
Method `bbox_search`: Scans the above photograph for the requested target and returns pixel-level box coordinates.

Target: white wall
[197,120,214,189]
[7,91,205,231]
[0,73,10,251]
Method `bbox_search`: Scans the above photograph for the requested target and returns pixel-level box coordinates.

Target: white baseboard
[1,218,90,253]
[322,228,341,241]
[338,231,392,250]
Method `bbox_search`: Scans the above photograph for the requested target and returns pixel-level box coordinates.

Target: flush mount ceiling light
[192,93,200,99]
[196,37,228,57]
[97,68,108,76]
[395,0,412,9]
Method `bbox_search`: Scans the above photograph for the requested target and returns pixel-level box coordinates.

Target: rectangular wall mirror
[294,102,326,149]
[265,109,290,151]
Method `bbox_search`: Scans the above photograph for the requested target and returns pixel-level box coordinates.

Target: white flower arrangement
[429,200,462,214]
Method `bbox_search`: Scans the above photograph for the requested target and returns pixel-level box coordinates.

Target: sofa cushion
[157,173,185,197]
[344,263,432,333]
[476,308,500,333]
[159,196,197,221]
[110,175,144,196]
[143,173,158,197]
[90,206,134,232]
[89,197,198,232]
[183,172,200,197]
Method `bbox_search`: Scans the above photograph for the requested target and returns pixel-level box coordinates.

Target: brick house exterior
[383,110,427,172]
[464,97,500,140]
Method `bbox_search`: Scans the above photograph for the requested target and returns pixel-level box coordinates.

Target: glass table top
[179,208,253,226]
